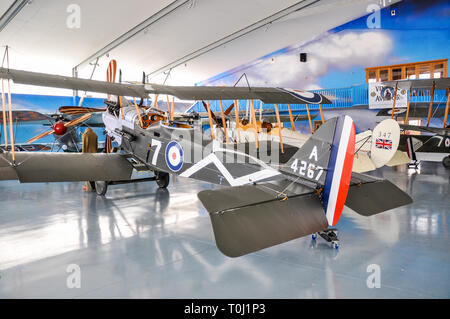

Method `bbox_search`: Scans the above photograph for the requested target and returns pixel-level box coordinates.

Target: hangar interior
[0,0,449,298]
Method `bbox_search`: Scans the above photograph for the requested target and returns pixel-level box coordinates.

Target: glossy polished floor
[0,162,449,298]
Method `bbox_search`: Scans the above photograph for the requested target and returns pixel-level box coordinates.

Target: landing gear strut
[312,228,339,249]
[92,171,170,196]
[155,171,170,188]
[443,156,450,168]
[408,160,420,169]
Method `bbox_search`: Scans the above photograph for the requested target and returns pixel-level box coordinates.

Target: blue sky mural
[197,0,450,90]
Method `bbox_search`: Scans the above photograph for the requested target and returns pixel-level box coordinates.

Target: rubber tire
[95,181,108,196]
[443,156,450,168]
[156,172,170,188]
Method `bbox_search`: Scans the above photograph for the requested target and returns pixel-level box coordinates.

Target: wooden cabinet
[365,59,448,83]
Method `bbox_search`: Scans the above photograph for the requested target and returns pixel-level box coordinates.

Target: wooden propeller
[26,113,92,143]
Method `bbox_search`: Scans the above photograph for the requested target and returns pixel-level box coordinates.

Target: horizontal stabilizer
[198,180,328,257]
[0,152,133,183]
[352,153,377,173]
[386,150,411,167]
[345,174,412,216]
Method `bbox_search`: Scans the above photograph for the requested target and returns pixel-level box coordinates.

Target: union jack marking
[375,138,392,150]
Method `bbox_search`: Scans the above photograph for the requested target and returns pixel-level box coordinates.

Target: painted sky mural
[197,0,450,90]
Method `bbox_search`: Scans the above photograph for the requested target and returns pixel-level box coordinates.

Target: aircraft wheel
[443,156,450,168]
[311,233,317,240]
[95,181,108,196]
[332,242,339,250]
[156,172,170,188]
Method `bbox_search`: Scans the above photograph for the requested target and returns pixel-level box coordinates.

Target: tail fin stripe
[323,116,355,226]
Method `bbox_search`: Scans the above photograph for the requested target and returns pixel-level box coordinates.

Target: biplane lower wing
[345,172,412,216]
[198,179,328,257]
[0,152,134,183]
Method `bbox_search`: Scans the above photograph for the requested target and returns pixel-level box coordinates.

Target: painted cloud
[244,31,393,90]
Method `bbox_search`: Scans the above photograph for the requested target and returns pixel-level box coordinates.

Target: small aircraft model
[400,124,450,168]
[0,64,412,257]
[0,109,104,152]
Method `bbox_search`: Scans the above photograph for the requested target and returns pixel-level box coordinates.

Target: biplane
[0,64,412,257]
[376,77,450,167]
[0,109,105,152]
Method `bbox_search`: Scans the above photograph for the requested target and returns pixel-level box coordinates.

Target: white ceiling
[0,1,16,18]
[0,0,397,95]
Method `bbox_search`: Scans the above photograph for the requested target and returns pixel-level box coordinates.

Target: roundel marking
[387,108,406,115]
[281,88,322,103]
[165,141,184,172]
[445,137,450,148]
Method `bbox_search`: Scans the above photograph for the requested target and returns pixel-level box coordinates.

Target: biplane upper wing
[0,67,330,104]
[376,107,447,118]
[399,124,450,136]
[148,84,331,104]
[0,152,134,182]
[380,77,450,89]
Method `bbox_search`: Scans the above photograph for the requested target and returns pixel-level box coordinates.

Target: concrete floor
[0,162,449,298]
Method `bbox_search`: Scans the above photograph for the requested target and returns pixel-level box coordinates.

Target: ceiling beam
[73,0,190,73]
[0,0,29,33]
[146,0,319,79]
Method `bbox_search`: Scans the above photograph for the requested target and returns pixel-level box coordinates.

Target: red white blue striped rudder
[322,115,356,226]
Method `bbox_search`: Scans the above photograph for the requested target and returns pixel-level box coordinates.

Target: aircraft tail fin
[405,135,417,161]
[283,116,355,227]
[321,116,355,226]
[370,119,400,168]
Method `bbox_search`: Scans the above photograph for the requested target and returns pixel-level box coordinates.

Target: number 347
[290,159,323,181]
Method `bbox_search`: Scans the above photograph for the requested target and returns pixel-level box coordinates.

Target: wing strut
[391,82,398,119]
[204,101,215,140]
[287,104,295,131]
[1,46,15,162]
[426,81,436,127]
[274,104,284,153]
[234,99,240,142]
[1,79,8,147]
[405,85,412,124]
[306,103,313,133]
[133,98,144,128]
[444,87,450,128]
[153,94,159,109]
[250,100,259,149]
[319,104,325,124]
[219,100,229,144]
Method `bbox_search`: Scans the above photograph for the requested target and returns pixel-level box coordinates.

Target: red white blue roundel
[165,141,184,172]
[280,88,323,103]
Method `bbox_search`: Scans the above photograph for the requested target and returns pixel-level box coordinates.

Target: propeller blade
[64,113,92,127]
[59,106,106,115]
[202,101,219,125]
[27,129,55,143]
[107,60,117,83]
[224,102,235,116]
